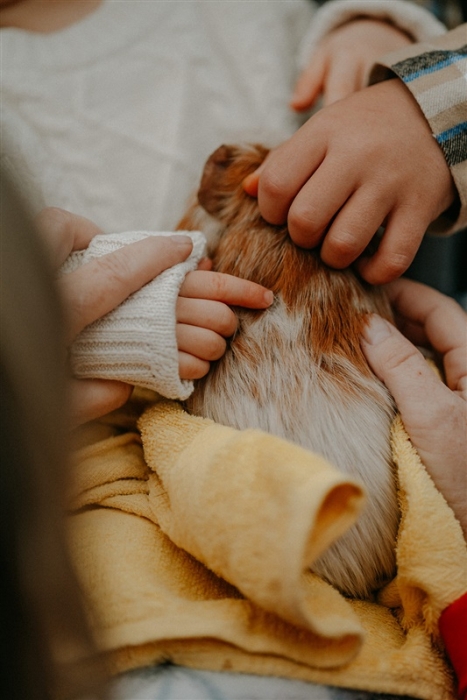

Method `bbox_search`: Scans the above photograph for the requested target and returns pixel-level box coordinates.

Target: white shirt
[1,0,314,232]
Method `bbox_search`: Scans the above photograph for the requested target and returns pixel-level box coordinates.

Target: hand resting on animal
[178,144,400,599]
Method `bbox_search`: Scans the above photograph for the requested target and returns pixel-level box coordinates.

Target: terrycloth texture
[297,0,446,71]
[60,231,206,400]
[67,400,467,700]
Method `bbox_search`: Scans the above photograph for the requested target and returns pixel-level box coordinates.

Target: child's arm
[291,18,412,111]
[246,77,456,285]
[292,0,446,110]
[245,23,467,285]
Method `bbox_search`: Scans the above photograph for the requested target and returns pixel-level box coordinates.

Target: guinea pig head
[197,143,268,221]
[177,144,269,253]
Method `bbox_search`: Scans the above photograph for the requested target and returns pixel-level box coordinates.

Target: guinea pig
[177,144,399,599]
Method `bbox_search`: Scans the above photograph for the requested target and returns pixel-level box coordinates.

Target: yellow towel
[67,397,467,700]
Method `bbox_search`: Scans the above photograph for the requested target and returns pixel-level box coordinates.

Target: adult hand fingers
[362,313,450,413]
[178,351,210,380]
[35,207,104,268]
[179,270,273,308]
[176,297,238,337]
[361,313,462,458]
[257,124,327,225]
[60,235,193,343]
[290,50,327,112]
[362,313,467,534]
[70,378,133,426]
[386,279,467,395]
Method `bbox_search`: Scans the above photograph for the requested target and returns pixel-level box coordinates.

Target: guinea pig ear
[197,145,236,216]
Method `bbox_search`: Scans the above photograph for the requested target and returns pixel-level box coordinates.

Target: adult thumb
[361,314,449,427]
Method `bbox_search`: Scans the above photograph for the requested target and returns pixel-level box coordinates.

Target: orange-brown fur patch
[182,144,393,377]
[178,144,399,598]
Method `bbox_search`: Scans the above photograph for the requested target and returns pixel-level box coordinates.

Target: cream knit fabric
[61,230,206,400]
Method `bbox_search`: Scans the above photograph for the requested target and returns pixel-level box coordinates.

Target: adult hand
[361,279,467,537]
[177,267,274,379]
[36,207,195,425]
[291,18,411,111]
[245,79,456,284]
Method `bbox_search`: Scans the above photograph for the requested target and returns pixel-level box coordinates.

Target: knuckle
[366,253,412,284]
[202,332,226,361]
[259,173,289,223]
[180,353,210,380]
[383,253,412,279]
[35,207,74,252]
[323,232,360,266]
[219,305,237,336]
[260,169,287,202]
[35,206,68,230]
[385,344,422,373]
[287,204,321,243]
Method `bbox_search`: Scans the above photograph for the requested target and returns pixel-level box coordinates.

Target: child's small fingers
[257,131,327,226]
[322,60,363,106]
[243,169,261,197]
[180,270,273,308]
[178,351,210,380]
[243,151,273,197]
[176,324,227,362]
[356,210,427,285]
[290,51,327,112]
[285,158,355,249]
[319,187,388,269]
[176,297,238,337]
[197,257,213,271]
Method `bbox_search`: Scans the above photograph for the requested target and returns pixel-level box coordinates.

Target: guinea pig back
[178,144,399,599]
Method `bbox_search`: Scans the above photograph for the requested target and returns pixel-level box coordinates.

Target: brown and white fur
[178,144,399,599]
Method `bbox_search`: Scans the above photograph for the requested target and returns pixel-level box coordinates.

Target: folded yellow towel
[67,399,467,700]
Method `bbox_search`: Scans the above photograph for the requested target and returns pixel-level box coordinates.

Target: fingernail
[362,314,392,344]
[264,290,274,306]
[170,234,193,247]
[243,172,260,197]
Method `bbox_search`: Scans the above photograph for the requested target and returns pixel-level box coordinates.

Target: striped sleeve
[370,23,467,235]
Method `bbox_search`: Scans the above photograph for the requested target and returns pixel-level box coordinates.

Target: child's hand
[291,18,412,111]
[36,207,197,424]
[245,79,456,285]
[177,269,274,379]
